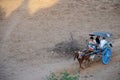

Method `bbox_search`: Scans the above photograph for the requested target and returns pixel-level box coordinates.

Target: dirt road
[0,0,120,80]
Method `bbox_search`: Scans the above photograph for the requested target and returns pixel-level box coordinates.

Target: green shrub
[60,71,79,80]
[46,72,79,80]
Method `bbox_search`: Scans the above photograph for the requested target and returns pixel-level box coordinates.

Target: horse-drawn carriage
[74,32,113,68]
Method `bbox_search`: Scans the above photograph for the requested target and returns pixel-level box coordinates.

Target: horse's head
[73,51,82,60]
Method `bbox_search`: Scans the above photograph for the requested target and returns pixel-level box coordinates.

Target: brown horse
[73,51,92,69]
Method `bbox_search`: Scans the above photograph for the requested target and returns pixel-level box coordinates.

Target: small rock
[84,75,89,78]
[89,74,94,77]
[118,73,120,75]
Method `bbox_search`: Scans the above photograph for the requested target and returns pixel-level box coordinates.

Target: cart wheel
[102,48,112,65]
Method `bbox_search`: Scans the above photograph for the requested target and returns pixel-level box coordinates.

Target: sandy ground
[0,0,120,80]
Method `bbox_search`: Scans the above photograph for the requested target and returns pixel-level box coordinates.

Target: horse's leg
[79,59,84,69]
[87,59,91,67]
[84,57,90,68]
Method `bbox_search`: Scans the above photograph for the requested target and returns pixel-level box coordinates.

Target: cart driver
[88,36,96,51]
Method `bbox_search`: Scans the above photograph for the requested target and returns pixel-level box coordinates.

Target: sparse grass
[46,73,58,80]
[46,71,79,80]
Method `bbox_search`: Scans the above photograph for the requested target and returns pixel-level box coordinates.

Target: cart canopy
[89,32,112,38]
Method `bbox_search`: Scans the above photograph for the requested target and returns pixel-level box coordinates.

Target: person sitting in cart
[95,36,100,45]
[100,37,107,49]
